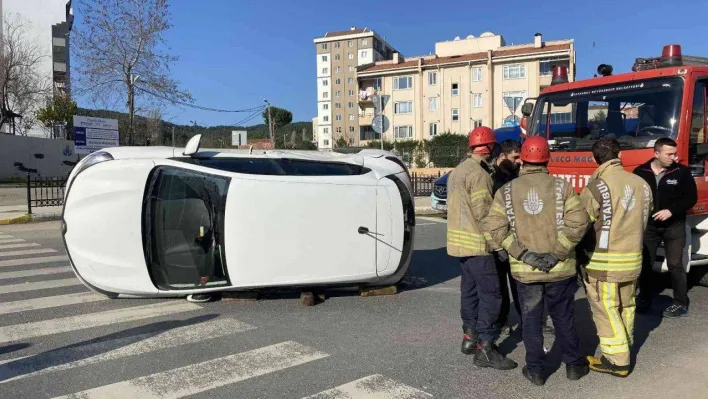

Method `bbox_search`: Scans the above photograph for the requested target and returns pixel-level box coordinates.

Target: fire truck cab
[521,44,708,287]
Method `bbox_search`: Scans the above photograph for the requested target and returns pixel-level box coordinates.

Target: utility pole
[264,99,274,148]
[171,126,175,147]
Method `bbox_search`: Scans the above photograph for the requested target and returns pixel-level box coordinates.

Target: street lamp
[264,99,273,148]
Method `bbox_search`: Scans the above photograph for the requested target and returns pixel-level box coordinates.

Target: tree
[35,93,79,139]
[0,13,51,135]
[335,136,348,148]
[427,132,468,167]
[591,110,607,122]
[72,0,193,145]
[262,106,292,147]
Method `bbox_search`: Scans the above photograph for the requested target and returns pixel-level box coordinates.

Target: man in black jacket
[633,138,697,318]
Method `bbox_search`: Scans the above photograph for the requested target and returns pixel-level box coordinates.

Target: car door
[221,158,379,287]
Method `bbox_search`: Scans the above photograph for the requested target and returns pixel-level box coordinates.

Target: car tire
[694,268,708,287]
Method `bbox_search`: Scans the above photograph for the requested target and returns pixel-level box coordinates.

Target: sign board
[232,130,247,147]
[372,94,390,113]
[371,114,390,134]
[73,116,119,155]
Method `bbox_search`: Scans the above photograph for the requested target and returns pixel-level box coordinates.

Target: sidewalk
[414,196,444,216]
[0,205,63,225]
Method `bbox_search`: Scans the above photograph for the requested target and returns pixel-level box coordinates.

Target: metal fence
[27,175,67,214]
[411,172,443,197]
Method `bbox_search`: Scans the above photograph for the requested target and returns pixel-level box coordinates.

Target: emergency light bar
[633,44,683,71]
[551,66,569,85]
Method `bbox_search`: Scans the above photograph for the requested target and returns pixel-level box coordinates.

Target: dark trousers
[517,277,583,374]
[640,221,689,307]
[495,256,521,327]
[460,255,502,342]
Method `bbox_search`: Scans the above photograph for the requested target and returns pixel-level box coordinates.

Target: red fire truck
[520,44,708,286]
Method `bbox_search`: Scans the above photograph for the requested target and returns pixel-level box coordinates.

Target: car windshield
[529,77,684,151]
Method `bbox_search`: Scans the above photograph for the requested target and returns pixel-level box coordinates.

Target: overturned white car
[61,135,415,299]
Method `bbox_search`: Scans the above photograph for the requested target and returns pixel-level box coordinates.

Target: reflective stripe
[447,230,486,251]
[470,189,491,202]
[589,214,597,222]
[501,235,514,251]
[600,282,629,356]
[490,203,506,217]
[586,252,642,272]
[448,230,485,241]
[558,232,573,250]
[510,259,575,274]
[564,196,580,212]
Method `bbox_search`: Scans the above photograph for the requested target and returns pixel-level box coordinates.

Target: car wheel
[692,268,708,287]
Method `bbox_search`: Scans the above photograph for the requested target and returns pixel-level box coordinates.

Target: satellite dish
[480,31,494,37]
[454,36,460,41]
[466,35,475,39]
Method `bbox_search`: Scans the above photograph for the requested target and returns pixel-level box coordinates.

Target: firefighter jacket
[482,165,589,284]
[579,159,653,283]
[446,154,495,257]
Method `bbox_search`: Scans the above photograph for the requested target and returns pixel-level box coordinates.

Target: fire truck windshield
[529,76,684,151]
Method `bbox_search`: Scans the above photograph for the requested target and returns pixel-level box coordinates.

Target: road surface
[0,220,706,398]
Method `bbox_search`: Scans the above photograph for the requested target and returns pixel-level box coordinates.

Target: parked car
[429,126,522,214]
[61,135,415,299]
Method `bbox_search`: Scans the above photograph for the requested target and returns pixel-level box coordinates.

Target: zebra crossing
[0,230,433,398]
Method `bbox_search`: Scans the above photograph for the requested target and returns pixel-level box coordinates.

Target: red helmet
[468,126,496,152]
[521,136,551,163]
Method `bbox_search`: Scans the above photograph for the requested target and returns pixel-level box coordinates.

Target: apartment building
[356,32,576,143]
[313,27,398,149]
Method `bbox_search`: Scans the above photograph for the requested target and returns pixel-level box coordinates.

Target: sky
[73,0,708,127]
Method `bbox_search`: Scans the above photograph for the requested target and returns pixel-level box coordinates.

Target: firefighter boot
[522,366,545,386]
[566,362,590,381]
[461,327,478,355]
[587,355,630,378]
[473,339,518,370]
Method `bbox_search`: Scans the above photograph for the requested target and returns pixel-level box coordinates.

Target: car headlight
[65,151,114,196]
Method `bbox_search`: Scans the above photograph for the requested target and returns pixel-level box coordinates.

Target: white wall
[358,48,373,66]
[0,134,78,179]
[2,0,70,137]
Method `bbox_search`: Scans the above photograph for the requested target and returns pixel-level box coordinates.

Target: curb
[0,213,62,225]
[415,207,445,217]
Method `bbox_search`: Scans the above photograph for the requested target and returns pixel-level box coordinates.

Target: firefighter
[482,136,590,385]
[447,126,517,371]
[579,138,652,377]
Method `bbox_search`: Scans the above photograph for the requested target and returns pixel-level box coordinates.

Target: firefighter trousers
[585,276,636,367]
[460,255,502,342]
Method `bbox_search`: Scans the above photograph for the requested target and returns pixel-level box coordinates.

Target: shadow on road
[0,343,31,356]
[0,314,219,383]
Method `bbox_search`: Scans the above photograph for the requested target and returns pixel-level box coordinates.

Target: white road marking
[0,243,40,251]
[53,341,329,399]
[0,301,202,344]
[0,318,256,384]
[0,255,69,268]
[0,266,72,280]
[0,248,57,258]
[0,239,24,244]
[421,286,459,294]
[0,278,81,294]
[0,292,108,315]
[0,235,12,239]
[304,374,433,399]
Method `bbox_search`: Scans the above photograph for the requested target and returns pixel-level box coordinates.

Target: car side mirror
[183,134,202,156]
[521,103,534,117]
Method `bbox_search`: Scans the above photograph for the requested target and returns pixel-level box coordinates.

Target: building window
[321,44,328,50]
[503,64,526,79]
[428,71,437,86]
[472,67,482,82]
[322,68,328,74]
[322,79,329,86]
[428,97,438,112]
[452,83,459,96]
[361,51,368,58]
[452,108,459,121]
[348,90,354,96]
[335,103,341,108]
[372,78,382,90]
[393,76,412,90]
[335,42,340,48]
[349,65,355,72]
[336,127,342,133]
[335,55,340,61]
[473,120,483,128]
[323,92,329,99]
[362,39,368,45]
[322,103,329,110]
[394,101,413,114]
[394,126,413,139]
[349,114,355,121]
[323,127,329,134]
[348,102,354,108]
[323,116,329,122]
[335,66,340,73]
[348,53,354,60]
[335,91,341,97]
[321,55,328,62]
[473,94,483,108]
[540,61,553,76]
[349,126,354,133]
[348,77,353,84]
[336,115,342,121]
[324,139,330,146]
[429,122,438,136]
[348,40,354,47]
[335,79,341,85]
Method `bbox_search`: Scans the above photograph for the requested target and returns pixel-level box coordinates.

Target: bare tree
[72,0,193,145]
[0,13,51,135]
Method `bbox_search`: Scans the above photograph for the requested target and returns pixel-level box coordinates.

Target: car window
[195,158,286,175]
[175,157,370,176]
[277,159,371,176]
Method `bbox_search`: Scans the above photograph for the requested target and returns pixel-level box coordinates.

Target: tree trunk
[128,84,135,146]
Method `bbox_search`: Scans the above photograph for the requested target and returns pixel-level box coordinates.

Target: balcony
[358,87,376,106]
